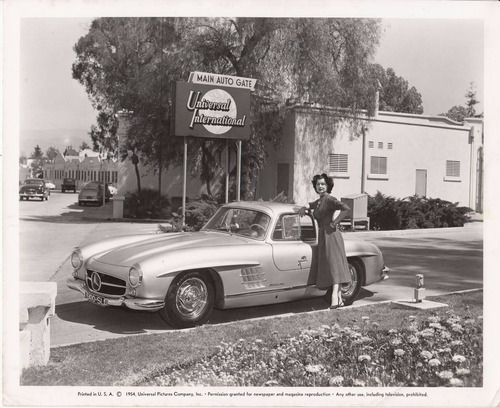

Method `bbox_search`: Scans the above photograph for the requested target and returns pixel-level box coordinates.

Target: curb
[82,216,169,224]
[344,222,483,238]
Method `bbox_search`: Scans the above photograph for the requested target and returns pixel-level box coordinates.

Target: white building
[44,149,118,190]
[258,104,483,212]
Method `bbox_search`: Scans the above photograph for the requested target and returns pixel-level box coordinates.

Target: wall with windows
[359,117,472,206]
[258,105,482,210]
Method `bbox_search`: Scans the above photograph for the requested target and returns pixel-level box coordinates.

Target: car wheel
[160,270,215,329]
[323,258,364,306]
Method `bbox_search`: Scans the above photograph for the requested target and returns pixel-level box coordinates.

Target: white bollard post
[413,274,426,303]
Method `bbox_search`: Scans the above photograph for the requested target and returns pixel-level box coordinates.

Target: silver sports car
[67,201,389,328]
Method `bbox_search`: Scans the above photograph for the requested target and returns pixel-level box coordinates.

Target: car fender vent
[240,267,266,289]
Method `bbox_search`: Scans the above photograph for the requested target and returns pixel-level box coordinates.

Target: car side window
[300,214,317,242]
[273,214,301,241]
[272,213,317,242]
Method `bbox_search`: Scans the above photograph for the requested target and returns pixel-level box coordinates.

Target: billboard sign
[174,79,252,140]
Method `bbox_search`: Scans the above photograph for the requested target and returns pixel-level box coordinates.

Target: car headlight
[129,265,143,288]
[70,249,83,270]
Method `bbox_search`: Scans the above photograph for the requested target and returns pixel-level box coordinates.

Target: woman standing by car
[299,173,351,308]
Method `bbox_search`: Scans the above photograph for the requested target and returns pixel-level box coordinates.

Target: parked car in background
[67,201,389,329]
[19,179,50,201]
[61,178,77,193]
[45,180,56,190]
[78,181,111,206]
[107,183,117,196]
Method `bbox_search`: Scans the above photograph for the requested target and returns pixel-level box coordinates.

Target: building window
[388,143,393,150]
[370,156,387,174]
[368,141,374,148]
[378,142,383,149]
[446,160,460,177]
[329,153,348,173]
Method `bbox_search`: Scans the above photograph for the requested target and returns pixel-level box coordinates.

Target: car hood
[91,231,256,267]
[20,183,43,189]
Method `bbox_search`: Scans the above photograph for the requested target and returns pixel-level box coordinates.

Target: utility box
[340,193,369,231]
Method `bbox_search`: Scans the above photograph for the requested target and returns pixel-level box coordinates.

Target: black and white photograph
[3,0,499,406]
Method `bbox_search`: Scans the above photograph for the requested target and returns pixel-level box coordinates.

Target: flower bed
[146,311,482,387]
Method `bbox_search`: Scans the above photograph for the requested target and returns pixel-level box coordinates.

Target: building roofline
[287,102,472,131]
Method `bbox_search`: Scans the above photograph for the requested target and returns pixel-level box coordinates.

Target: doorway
[415,169,427,197]
[277,163,290,198]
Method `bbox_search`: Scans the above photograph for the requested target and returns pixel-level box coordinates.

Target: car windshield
[24,179,43,186]
[202,207,271,240]
[83,184,99,190]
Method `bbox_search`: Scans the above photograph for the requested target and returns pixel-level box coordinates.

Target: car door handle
[298,256,308,267]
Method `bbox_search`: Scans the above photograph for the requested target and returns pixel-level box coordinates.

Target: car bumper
[66,278,165,311]
[20,193,44,198]
[79,198,101,203]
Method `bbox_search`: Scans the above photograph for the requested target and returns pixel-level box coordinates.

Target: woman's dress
[309,194,351,289]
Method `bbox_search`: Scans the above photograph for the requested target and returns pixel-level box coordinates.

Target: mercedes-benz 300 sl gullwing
[67,201,389,328]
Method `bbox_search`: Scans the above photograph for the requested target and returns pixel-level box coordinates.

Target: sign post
[236,140,242,201]
[172,72,256,226]
[182,137,188,227]
[225,140,229,203]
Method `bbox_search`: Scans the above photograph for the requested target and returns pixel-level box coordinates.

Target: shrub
[124,188,170,219]
[162,194,220,231]
[368,192,471,230]
[368,192,402,230]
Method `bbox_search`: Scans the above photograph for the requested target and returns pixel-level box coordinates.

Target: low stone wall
[19,282,57,369]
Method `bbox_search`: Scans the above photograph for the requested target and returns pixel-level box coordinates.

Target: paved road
[17,192,483,346]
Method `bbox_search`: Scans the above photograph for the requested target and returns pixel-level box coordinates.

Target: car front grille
[86,270,127,296]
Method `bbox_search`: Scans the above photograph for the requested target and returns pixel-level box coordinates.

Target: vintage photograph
[3,0,499,406]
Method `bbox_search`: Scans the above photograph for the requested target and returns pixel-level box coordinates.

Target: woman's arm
[330,197,350,229]
[331,209,350,228]
[298,200,317,216]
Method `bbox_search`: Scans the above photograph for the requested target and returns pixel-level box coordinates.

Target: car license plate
[84,292,108,306]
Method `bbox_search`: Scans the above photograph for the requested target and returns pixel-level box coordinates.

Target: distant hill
[20,128,92,156]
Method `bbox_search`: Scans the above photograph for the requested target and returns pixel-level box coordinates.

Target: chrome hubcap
[176,278,208,319]
[341,264,357,298]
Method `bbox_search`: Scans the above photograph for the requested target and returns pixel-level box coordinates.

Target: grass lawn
[21,290,482,387]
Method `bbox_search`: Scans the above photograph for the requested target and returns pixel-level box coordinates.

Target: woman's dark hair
[311,173,334,193]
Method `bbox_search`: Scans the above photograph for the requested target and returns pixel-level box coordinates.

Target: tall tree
[439,105,469,123]
[362,64,423,114]
[439,83,480,123]
[79,141,91,151]
[30,145,44,177]
[46,146,60,161]
[465,82,479,117]
[73,17,382,197]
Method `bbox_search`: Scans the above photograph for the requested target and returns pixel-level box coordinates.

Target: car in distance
[61,178,77,193]
[45,180,56,190]
[78,181,111,206]
[67,201,389,328]
[19,178,50,201]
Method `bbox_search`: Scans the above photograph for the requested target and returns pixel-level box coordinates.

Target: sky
[18,17,485,155]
